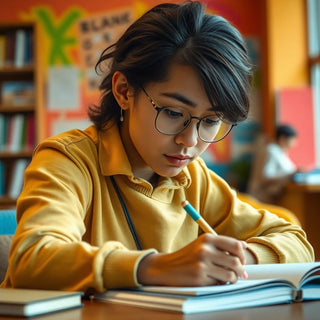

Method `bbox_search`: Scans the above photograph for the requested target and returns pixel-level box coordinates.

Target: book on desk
[293,168,320,185]
[0,288,83,317]
[95,262,320,314]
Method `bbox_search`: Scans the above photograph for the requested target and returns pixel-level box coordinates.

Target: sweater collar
[97,124,191,188]
[98,124,132,176]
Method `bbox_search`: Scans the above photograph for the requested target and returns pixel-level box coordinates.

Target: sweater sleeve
[228,197,315,264]
[2,142,156,292]
[187,158,315,264]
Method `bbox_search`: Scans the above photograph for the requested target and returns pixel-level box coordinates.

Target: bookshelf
[0,22,43,209]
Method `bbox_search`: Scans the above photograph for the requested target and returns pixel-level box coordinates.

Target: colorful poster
[77,7,135,92]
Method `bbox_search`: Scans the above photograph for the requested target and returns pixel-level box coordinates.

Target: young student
[248,124,298,203]
[1,1,314,293]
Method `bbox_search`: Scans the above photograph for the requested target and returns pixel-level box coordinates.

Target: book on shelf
[0,35,6,68]
[0,114,6,152]
[26,113,35,150]
[94,262,320,314]
[0,28,33,69]
[0,161,4,196]
[1,113,35,153]
[4,30,15,67]
[14,29,27,68]
[24,29,33,66]
[1,81,35,106]
[7,113,24,153]
[0,288,83,317]
[7,158,29,199]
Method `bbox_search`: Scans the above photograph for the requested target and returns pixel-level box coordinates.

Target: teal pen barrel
[181,200,200,221]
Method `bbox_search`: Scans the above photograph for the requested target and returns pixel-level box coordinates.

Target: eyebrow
[160,92,196,107]
[160,92,222,113]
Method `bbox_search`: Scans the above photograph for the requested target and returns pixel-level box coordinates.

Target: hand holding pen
[182,200,248,280]
[137,201,248,286]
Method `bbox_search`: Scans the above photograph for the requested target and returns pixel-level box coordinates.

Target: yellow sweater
[1,125,314,292]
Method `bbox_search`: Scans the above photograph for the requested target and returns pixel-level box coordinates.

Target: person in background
[1,2,313,294]
[248,124,298,203]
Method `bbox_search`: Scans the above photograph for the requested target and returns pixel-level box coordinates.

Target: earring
[120,106,124,122]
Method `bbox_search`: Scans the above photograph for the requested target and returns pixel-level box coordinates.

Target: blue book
[0,161,4,196]
[24,29,33,65]
[0,114,6,151]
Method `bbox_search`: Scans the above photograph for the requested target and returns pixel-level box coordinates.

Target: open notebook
[95,262,320,314]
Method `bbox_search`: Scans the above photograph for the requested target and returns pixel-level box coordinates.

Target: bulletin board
[0,0,264,166]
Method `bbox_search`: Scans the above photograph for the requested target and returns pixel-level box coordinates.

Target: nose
[174,120,199,147]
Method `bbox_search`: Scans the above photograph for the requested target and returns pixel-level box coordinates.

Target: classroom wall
[0,0,265,175]
[268,0,308,87]
[1,0,310,187]
[260,0,315,173]
[263,0,309,137]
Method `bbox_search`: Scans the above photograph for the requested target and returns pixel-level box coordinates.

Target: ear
[112,71,133,110]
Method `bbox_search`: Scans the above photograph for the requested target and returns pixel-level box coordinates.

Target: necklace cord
[110,176,142,250]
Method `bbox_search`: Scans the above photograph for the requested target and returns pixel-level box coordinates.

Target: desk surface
[285,182,320,192]
[276,182,320,260]
[0,300,320,320]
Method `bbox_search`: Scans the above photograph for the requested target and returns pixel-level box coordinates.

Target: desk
[1,300,320,320]
[276,183,320,260]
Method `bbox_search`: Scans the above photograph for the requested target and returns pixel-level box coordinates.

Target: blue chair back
[0,210,17,235]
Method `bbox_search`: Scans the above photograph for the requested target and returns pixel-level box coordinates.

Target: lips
[165,154,192,166]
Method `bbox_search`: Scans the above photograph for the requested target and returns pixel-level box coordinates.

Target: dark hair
[276,124,297,140]
[88,1,252,130]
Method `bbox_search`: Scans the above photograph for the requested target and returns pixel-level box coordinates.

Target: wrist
[137,252,161,285]
[245,248,258,264]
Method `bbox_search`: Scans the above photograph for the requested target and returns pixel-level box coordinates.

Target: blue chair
[0,209,17,235]
[0,209,16,284]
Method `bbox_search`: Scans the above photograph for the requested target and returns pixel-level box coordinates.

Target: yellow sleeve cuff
[247,243,279,264]
[102,248,157,289]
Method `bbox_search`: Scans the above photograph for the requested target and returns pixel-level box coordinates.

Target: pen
[181,200,217,236]
[181,200,248,280]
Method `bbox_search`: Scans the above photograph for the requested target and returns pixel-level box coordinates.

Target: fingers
[207,250,245,283]
[198,234,247,283]
[209,235,247,265]
[137,234,249,287]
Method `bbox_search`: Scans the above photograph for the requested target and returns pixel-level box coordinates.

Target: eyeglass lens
[155,107,232,142]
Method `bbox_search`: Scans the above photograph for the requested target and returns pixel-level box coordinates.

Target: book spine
[24,30,33,66]
[0,114,6,151]
[8,114,24,152]
[8,159,29,199]
[14,29,26,68]
[5,31,15,67]
[293,289,303,302]
[3,116,9,151]
[21,115,28,151]
[0,161,4,197]
[4,115,14,152]
[27,113,35,150]
[0,35,6,68]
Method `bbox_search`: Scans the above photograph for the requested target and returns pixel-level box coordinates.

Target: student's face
[286,137,297,149]
[121,63,216,181]
[279,136,297,151]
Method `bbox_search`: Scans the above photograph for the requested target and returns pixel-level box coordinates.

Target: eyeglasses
[141,87,236,143]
